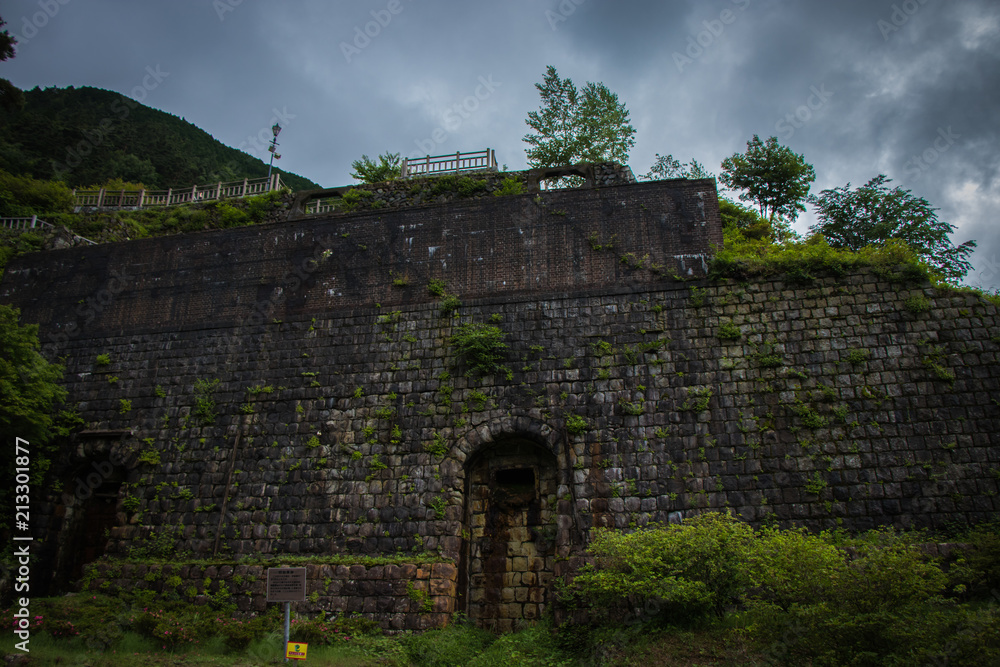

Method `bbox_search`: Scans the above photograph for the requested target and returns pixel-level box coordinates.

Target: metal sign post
[267,567,307,662]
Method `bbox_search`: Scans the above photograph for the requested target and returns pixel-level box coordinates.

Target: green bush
[0,169,75,216]
[574,512,755,620]
[192,377,220,425]
[565,413,589,436]
[717,322,742,340]
[404,619,494,666]
[450,322,508,375]
[493,176,525,197]
[905,294,932,313]
[427,278,446,296]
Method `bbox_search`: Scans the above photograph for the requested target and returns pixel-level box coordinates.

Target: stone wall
[2,177,720,341]
[80,559,458,630]
[2,178,999,629]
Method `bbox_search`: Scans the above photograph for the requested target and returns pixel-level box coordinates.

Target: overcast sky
[4,0,999,289]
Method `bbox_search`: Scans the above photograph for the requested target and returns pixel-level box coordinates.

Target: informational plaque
[286,641,308,660]
[267,567,307,602]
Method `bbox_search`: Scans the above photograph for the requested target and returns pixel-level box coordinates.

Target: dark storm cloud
[3,0,997,287]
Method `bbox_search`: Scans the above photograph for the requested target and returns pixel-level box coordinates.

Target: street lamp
[266,122,281,188]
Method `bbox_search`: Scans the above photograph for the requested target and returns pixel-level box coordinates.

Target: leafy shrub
[679,387,713,412]
[904,294,932,313]
[439,293,462,315]
[404,619,495,666]
[574,512,755,620]
[425,432,448,457]
[427,278,446,296]
[450,322,507,375]
[0,169,75,216]
[492,176,525,197]
[192,377,220,425]
[949,523,1000,598]
[717,322,742,340]
[845,347,870,364]
[565,414,589,436]
[466,621,572,666]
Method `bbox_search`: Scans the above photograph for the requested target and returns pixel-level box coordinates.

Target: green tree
[523,65,635,167]
[0,16,24,111]
[350,151,401,184]
[720,135,815,223]
[809,174,976,281]
[0,305,71,444]
[641,154,714,181]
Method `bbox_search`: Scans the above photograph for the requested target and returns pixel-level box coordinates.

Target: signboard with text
[267,567,307,602]
[286,641,309,660]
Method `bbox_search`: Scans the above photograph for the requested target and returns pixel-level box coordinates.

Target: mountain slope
[0,86,320,191]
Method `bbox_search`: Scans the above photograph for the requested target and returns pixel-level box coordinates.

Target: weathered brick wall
[2,179,999,628]
[2,178,721,341]
[79,560,457,630]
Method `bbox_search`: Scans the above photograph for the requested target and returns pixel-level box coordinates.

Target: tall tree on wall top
[720,135,816,238]
[523,65,636,167]
[810,174,976,282]
[0,16,24,111]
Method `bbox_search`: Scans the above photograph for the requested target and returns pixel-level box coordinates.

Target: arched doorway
[461,436,559,631]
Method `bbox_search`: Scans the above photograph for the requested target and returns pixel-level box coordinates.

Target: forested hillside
[0,86,320,191]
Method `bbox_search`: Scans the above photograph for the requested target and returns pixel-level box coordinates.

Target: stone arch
[38,431,135,595]
[453,417,565,631]
[449,415,562,466]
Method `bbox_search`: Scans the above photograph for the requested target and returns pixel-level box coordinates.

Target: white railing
[0,215,96,245]
[0,215,54,231]
[72,174,283,209]
[538,176,587,191]
[304,198,342,215]
[401,149,497,178]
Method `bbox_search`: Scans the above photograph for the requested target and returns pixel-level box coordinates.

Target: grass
[0,612,766,667]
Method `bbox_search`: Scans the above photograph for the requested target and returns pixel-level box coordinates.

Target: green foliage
[403,620,495,666]
[922,344,956,383]
[720,134,816,223]
[804,471,827,494]
[0,305,71,443]
[0,304,79,518]
[427,278,447,296]
[0,168,74,216]
[450,322,508,375]
[710,225,932,285]
[575,513,756,620]
[810,174,976,281]
[680,386,713,412]
[717,322,742,340]
[718,196,775,239]
[0,86,319,190]
[439,293,462,315]
[138,449,161,466]
[425,432,448,458]
[121,495,140,513]
[493,176,525,197]
[845,347,870,364]
[565,413,589,436]
[905,294,932,313]
[793,404,827,429]
[640,154,713,181]
[429,495,447,519]
[350,151,400,184]
[192,377,220,425]
[752,343,784,368]
[523,65,636,167]
[118,398,132,414]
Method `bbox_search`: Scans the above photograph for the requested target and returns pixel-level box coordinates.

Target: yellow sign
[286,641,308,660]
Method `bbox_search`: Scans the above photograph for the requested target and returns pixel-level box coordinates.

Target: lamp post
[266,122,282,189]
